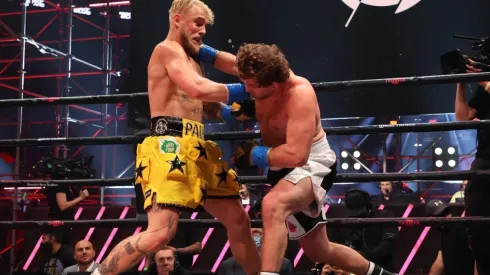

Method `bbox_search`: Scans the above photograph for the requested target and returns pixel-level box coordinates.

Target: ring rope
[0,72,488,107]
[1,120,489,147]
[3,216,490,230]
[2,170,488,187]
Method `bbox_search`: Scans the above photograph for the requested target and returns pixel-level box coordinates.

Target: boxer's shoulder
[154,40,186,59]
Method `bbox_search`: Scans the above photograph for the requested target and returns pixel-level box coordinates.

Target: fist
[233,140,259,169]
[79,189,89,200]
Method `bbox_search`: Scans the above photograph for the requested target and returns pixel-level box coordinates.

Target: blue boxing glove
[225,83,250,104]
[197,44,219,64]
[234,140,271,168]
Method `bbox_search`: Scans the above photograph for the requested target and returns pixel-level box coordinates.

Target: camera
[441,35,490,74]
[33,155,95,179]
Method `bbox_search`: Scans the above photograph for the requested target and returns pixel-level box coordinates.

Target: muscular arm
[177,242,202,254]
[159,43,229,103]
[268,85,317,167]
[214,51,239,76]
[56,192,83,212]
[428,251,444,275]
[455,83,477,121]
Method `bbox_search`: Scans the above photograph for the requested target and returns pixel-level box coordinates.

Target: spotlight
[432,145,459,171]
[339,149,365,172]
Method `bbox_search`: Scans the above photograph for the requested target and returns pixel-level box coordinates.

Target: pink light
[378,204,385,210]
[398,204,414,231]
[211,205,251,273]
[89,1,130,7]
[293,204,330,268]
[23,207,84,270]
[192,222,216,266]
[398,209,466,274]
[139,212,199,271]
[84,206,106,240]
[398,226,431,275]
[96,207,129,263]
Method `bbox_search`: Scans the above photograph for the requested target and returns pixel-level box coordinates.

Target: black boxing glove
[233,140,271,169]
[220,100,256,122]
[230,100,256,121]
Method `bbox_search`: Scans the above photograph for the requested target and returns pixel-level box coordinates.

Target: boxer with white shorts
[233,43,398,275]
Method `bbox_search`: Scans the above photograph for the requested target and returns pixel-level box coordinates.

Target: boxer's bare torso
[148,40,220,123]
[255,74,324,148]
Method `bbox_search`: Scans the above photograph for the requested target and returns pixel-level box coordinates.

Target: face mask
[253,236,262,249]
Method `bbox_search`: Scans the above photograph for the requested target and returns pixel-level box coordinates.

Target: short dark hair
[236,43,290,87]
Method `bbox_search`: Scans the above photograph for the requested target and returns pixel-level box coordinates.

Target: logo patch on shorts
[144,190,152,199]
[287,221,297,232]
[159,137,181,154]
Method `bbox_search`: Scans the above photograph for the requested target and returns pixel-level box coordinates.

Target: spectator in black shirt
[35,228,76,275]
[46,184,88,245]
[426,199,474,275]
[375,181,420,206]
[141,247,190,275]
[342,189,398,272]
[455,62,490,274]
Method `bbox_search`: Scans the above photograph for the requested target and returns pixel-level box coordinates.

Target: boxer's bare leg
[92,197,179,275]
[204,198,261,275]
[260,178,314,272]
[298,224,371,275]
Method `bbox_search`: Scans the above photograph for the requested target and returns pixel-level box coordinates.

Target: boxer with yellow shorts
[135,116,240,210]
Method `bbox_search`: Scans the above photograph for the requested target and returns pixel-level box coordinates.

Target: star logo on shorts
[135,161,147,179]
[167,156,186,174]
[194,142,207,159]
[200,187,208,202]
[215,167,228,186]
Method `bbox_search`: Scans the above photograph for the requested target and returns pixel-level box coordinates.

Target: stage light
[339,149,365,172]
[119,11,131,19]
[432,145,459,171]
[73,7,91,15]
[26,0,45,8]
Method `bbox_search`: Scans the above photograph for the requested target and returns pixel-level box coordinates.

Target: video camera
[441,35,490,74]
[33,155,95,179]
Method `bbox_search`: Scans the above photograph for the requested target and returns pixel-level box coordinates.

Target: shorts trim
[144,203,194,212]
[206,195,241,199]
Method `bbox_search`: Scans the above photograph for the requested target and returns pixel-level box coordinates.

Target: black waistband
[150,116,204,139]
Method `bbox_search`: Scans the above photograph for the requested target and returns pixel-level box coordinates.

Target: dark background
[128,0,490,120]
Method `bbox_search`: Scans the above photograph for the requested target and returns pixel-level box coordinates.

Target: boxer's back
[147,41,205,122]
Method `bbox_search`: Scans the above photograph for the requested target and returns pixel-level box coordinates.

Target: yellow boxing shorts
[135,116,240,211]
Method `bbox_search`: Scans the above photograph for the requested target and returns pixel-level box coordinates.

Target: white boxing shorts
[267,133,337,240]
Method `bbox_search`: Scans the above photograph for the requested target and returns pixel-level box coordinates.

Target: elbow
[289,154,308,167]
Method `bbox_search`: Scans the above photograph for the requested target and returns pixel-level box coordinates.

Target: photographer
[455,59,490,274]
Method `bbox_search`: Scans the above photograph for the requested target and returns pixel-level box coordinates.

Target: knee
[261,194,288,222]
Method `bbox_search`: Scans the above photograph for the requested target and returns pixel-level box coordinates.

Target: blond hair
[169,0,214,25]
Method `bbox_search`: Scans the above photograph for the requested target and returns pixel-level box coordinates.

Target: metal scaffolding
[0,1,130,272]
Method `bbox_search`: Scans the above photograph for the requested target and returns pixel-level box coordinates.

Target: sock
[91,269,101,275]
[365,262,376,275]
[260,273,279,275]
